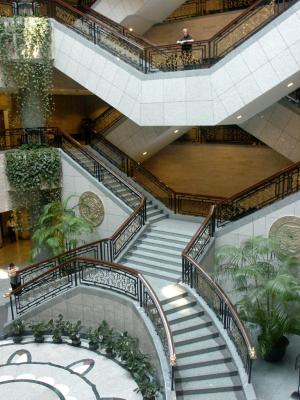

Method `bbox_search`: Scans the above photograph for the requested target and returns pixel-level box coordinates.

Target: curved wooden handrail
[182,204,255,360]
[7,255,176,366]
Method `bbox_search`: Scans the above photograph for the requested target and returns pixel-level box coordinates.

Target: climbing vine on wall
[0,16,53,124]
[5,146,62,229]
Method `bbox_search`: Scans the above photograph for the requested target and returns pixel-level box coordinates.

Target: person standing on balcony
[7,263,21,292]
[177,28,194,69]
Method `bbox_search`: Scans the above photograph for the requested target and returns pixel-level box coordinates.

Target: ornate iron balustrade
[1,127,147,285]
[92,136,224,217]
[216,161,300,226]
[6,257,176,388]
[180,125,264,145]
[182,206,256,383]
[3,0,296,72]
[0,127,61,150]
[94,107,124,136]
[165,0,255,22]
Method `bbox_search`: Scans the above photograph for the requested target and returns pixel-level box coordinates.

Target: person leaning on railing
[177,28,194,69]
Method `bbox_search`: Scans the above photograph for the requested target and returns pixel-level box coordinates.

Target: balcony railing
[2,0,297,72]
[92,135,224,217]
[6,256,176,388]
[182,206,256,383]
[165,0,256,22]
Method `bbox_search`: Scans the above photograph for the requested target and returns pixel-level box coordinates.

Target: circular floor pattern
[0,338,142,400]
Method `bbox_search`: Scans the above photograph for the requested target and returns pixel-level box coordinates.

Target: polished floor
[143,143,291,198]
[0,239,32,270]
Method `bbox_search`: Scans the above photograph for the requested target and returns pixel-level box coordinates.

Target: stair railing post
[10,296,15,320]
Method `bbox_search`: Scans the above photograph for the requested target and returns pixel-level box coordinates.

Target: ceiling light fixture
[174,129,179,133]
[236,115,242,120]
[129,27,133,32]
[287,82,294,88]
[142,151,148,156]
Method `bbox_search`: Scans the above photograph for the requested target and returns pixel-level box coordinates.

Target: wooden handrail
[7,255,177,367]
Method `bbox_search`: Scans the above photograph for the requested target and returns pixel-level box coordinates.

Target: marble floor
[143,143,291,198]
[0,240,32,270]
[0,338,142,400]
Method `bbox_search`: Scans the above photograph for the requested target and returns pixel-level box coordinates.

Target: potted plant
[9,319,26,343]
[87,327,99,351]
[216,235,300,361]
[65,320,82,347]
[114,331,138,363]
[98,321,116,358]
[29,321,46,343]
[48,314,65,344]
[134,376,159,400]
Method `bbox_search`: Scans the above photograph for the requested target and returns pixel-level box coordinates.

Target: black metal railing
[2,127,147,285]
[179,125,263,145]
[0,127,61,150]
[7,256,176,388]
[182,206,256,383]
[165,0,255,21]
[93,107,124,136]
[92,136,224,217]
[3,0,296,73]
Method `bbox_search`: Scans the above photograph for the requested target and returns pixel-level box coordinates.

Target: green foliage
[216,236,300,358]
[9,319,26,337]
[29,321,46,338]
[48,314,66,342]
[5,147,61,190]
[65,320,82,340]
[31,195,94,260]
[0,16,53,124]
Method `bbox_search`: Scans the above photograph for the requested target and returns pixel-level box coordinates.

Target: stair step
[123,255,181,273]
[126,249,180,266]
[168,311,204,325]
[176,382,243,398]
[175,331,219,347]
[146,231,190,245]
[176,342,227,359]
[161,292,188,305]
[122,260,180,282]
[133,242,181,257]
[175,361,238,381]
[136,237,183,251]
[164,301,197,315]
[173,321,213,336]
[176,390,245,400]
[150,227,192,241]
[177,356,233,371]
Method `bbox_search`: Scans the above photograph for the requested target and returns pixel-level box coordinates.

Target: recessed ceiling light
[116,57,120,61]
[174,129,179,133]
[129,27,133,32]
[287,82,294,88]
[142,151,147,156]
[236,115,242,120]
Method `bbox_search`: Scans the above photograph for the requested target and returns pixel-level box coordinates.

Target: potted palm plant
[216,235,300,362]
[9,319,26,343]
[29,321,46,343]
[66,320,82,347]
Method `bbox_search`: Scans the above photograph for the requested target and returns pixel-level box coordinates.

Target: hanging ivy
[5,146,62,229]
[0,16,53,124]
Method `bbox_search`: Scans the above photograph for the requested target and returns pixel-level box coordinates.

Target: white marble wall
[240,100,300,162]
[0,153,12,214]
[92,0,186,34]
[51,2,300,127]
[215,192,300,248]
[105,118,190,161]
[61,152,130,240]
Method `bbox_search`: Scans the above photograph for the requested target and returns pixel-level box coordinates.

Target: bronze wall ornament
[79,191,105,227]
[269,216,300,259]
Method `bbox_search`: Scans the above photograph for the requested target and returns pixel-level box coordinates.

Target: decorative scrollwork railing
[165,0,255,22]
[92,135,224,217]
[2,0,297,72]
[6,257,176,388]
[182,205,256,383]
[1,127,147,285]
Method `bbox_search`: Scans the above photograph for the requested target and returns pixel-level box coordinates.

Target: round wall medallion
[269,216,300,259]
[79,191,104,227]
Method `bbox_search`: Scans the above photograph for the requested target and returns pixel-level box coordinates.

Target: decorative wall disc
[79,191,104,227]
[269,216,300,259]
